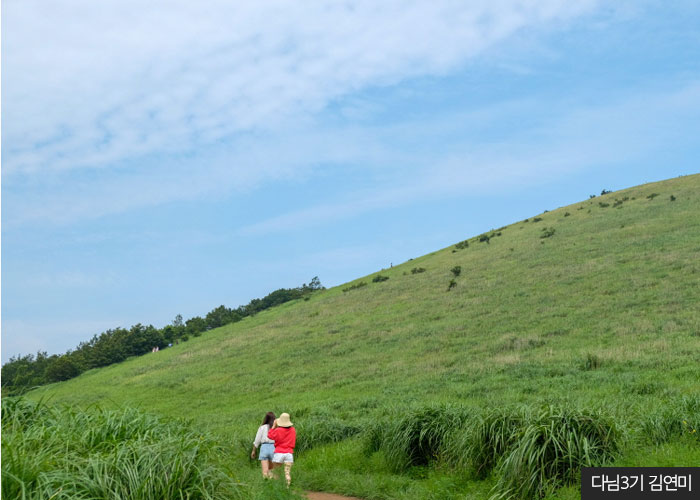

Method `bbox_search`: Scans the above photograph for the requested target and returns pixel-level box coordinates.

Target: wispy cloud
[4,0,597,179]
[6,76,699,229]
[238,81,700,235]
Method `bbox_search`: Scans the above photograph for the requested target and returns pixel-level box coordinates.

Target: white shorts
[272,452,294,464]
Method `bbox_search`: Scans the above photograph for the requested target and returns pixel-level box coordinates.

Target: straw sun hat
[276,413,293,427]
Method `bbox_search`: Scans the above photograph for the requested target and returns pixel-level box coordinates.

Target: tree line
[1,277,324,395]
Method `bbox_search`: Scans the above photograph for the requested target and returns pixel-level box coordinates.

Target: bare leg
[261,460,272,478]
[284,463,292,486]
[270,462,280,479]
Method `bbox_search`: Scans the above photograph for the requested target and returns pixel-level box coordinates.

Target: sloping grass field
[18,174,700,499]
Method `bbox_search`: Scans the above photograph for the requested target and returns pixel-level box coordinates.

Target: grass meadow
[16,174,700,499]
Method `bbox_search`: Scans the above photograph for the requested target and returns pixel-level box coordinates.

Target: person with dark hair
[267,412,296,486]
[251,411,276,478]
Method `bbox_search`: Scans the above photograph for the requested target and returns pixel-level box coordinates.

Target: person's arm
[251,426,264,459]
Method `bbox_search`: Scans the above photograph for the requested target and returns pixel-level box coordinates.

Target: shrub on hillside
[342,281,367,292]
[455,240,469,250]
[45,356,81,382]
[532,217,543,223]
[372,275,390,283]
[450,266,462,277]
[540,227,556,239]
[447,279,457,291]
[646,193,660,200]
[411,267,426,274]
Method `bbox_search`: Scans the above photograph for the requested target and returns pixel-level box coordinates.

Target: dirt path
[305,492,363,500]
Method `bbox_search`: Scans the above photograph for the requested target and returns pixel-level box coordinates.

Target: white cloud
[5,77,699,228]
[3,0,599,177]
[237,80,700,235]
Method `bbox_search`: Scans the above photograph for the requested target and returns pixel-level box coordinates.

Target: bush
[532,217,543,223]
[411,267,426,274]
[598,202,610,208]
[450,266,462,277]
[372,275,390,283]
[479,234,491,244]
[670,195,676,201]
[540,227,555,239]
[342,281,367,292]
[447,279,457,291]
[455,240,469,250]
[646,193,660,200]
[45,356,81,382]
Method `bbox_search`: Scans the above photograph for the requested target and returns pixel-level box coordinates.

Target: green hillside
[28,174,700,498]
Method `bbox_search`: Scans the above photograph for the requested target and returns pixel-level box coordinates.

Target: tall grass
[364,403,474,472]
[457,406,529,477]
[363,403,623,499]
[2,398,244,500]
[294,414,362,453]
[641,395,700,444]
[493,406,622,499]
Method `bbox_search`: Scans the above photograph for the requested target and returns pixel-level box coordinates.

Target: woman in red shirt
[267,412,296,486]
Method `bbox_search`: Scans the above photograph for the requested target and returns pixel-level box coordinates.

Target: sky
[2,0,699,362]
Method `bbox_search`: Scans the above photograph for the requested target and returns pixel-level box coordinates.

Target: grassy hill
[28,174,700,499]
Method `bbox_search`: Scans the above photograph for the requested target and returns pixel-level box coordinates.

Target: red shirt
[267,426,296,454]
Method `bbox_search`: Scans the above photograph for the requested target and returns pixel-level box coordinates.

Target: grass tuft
[1,397,244,500]
[492,406,622,499]
[641,395,700,444]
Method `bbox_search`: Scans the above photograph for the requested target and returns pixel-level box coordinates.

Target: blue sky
[2,1,699,362]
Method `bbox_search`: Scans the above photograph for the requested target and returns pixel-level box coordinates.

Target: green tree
[45,356,81,382]
[186,316,207,337]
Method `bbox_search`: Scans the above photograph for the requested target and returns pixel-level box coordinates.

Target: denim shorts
[273,452,294,464]
[259,443,275,461]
